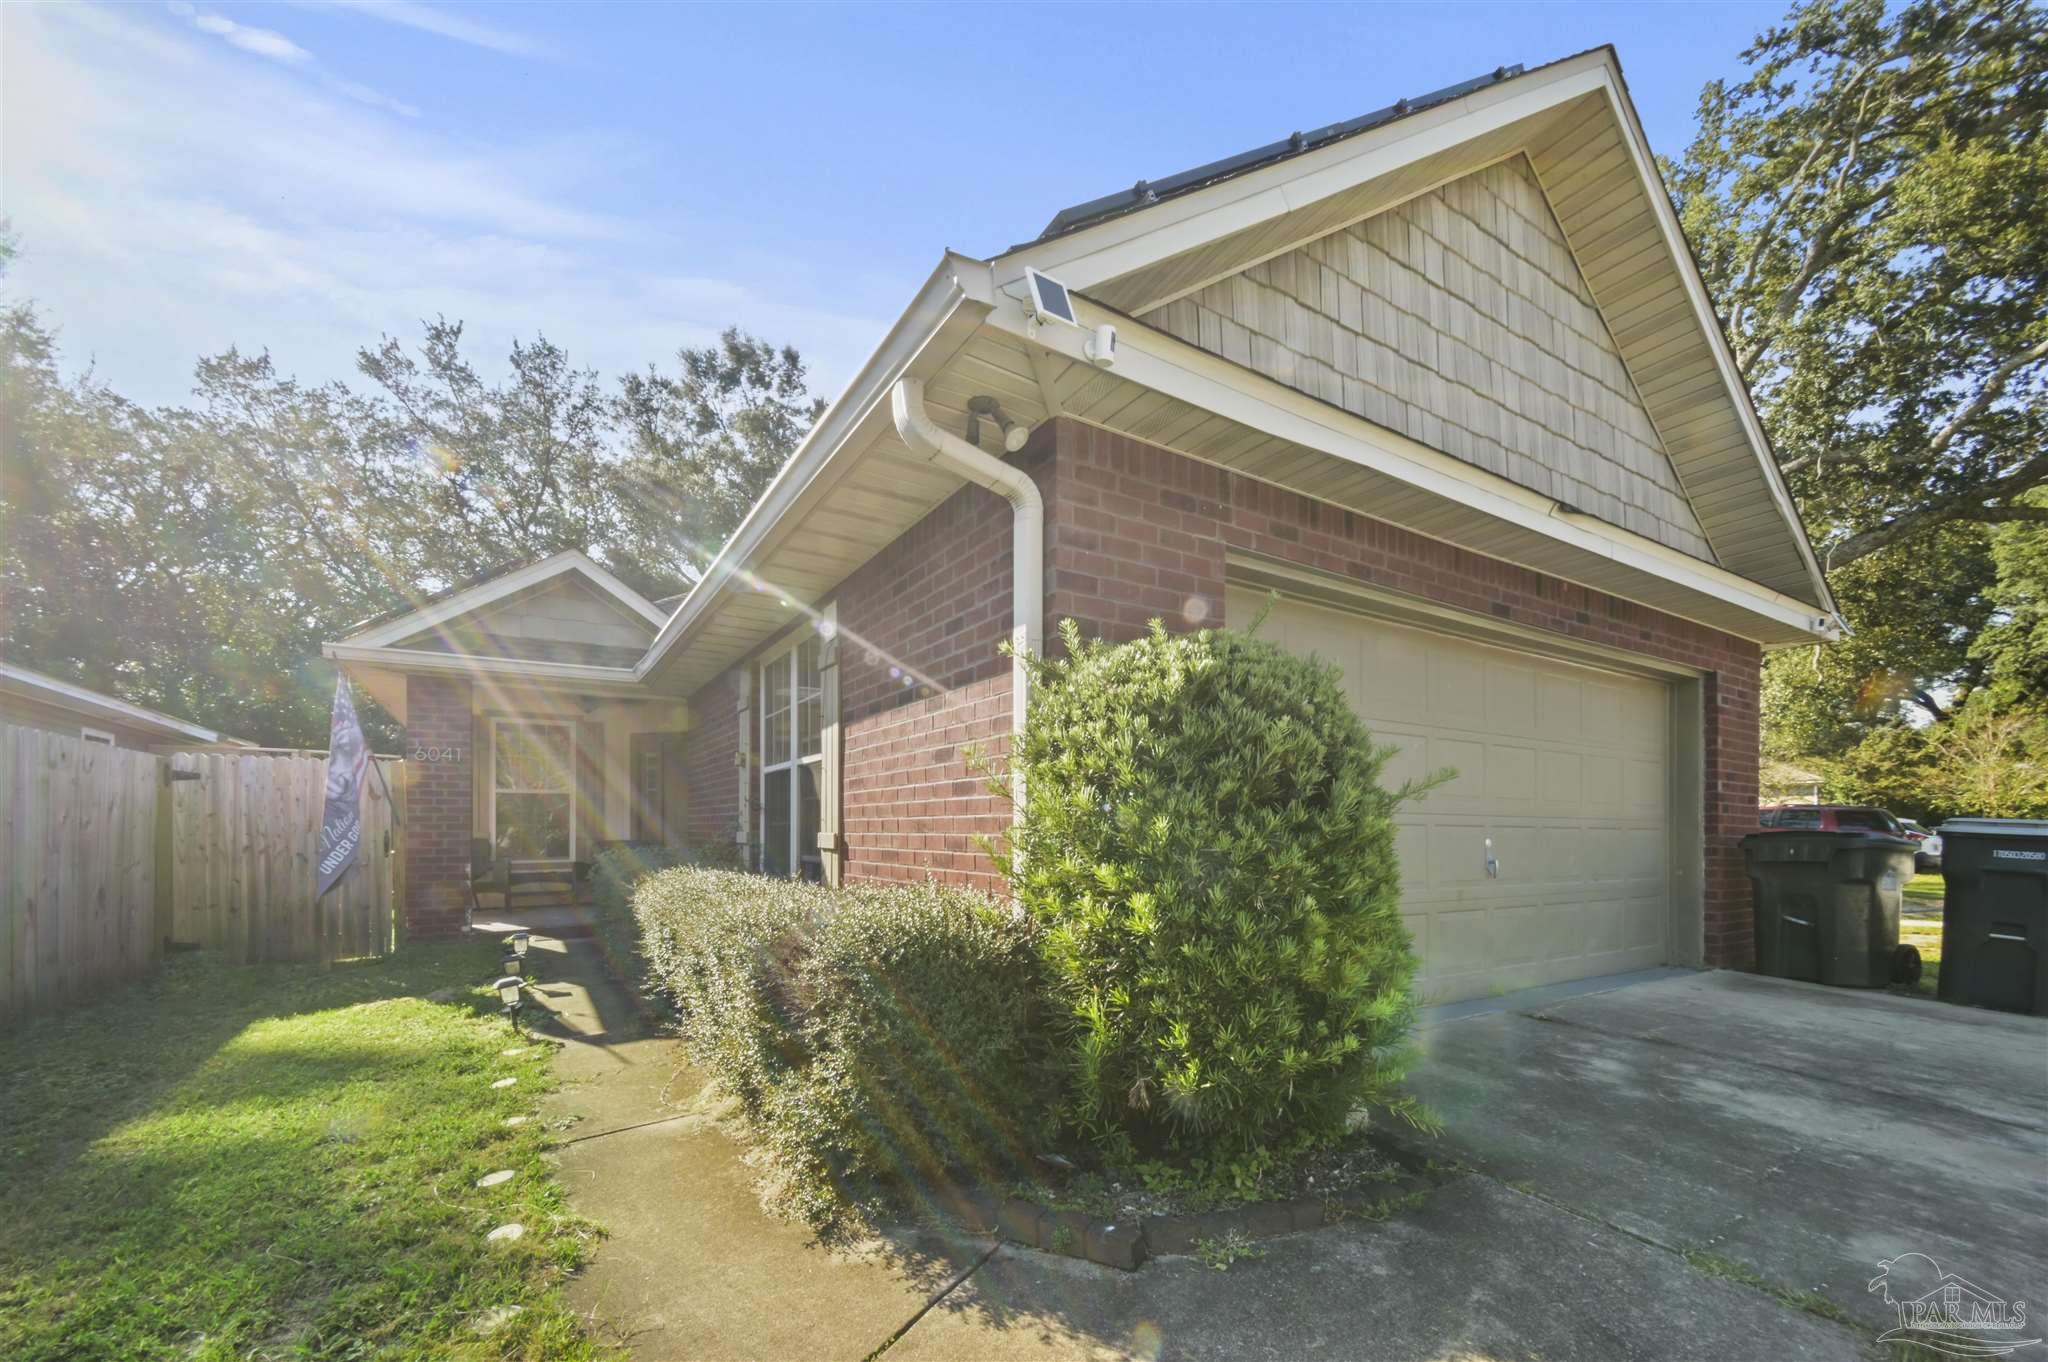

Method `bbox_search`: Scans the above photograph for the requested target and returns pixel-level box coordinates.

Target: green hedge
[635,868,1054,1226]
[1006,618,1437,1175]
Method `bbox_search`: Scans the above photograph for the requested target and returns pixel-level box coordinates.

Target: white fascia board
[636,257,987,684]
[323,643,648,697]
[1595,64,1837,619]
[341,549,665,651]
[993,52,1612,294]
[970,280,1836,644]
[0,662,225,743]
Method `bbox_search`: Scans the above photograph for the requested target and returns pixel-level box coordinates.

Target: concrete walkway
[504,913,990,1361]
[504,917,1880,1360]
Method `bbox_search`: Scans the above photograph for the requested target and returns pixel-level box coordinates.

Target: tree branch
[1826,453,2048,564]
[1929,336,2048,456]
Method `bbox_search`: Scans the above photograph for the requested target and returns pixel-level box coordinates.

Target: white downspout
[890,377,1042,828]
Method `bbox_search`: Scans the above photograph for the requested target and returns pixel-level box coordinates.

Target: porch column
[403,673,473,941]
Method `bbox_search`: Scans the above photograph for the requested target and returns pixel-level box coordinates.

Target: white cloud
[190,12,312,64]
[300,0,547,59]
[0,3,892,410]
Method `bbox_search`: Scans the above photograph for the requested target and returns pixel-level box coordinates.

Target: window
[1836,808,1901,834]
[493,720,575,862]
[760,634,825,881]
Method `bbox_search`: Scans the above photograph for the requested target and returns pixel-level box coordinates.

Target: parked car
[1899,819,1943,870]
[1757,804,1908,836]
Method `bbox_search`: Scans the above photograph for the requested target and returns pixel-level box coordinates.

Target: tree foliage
[1675,0,2048,792]
[0,254,821,745]
[1671,0,2048,567]
[1004,618,1439,1176]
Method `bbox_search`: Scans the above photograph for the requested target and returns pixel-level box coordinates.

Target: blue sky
[2,1,1785,411]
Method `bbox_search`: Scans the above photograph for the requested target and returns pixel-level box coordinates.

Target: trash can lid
[1936,817,2048,839]
[1741,829,1916,849]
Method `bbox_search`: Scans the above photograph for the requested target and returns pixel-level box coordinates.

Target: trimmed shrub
[636,868,1054,1226]
[1006,618,1438,1172]
[590,842,689,920]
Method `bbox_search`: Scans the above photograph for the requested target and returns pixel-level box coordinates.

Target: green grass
[0,943,614,1361]
[1898,912,1944,998]
[1903,872,1944,908]
[1679,1247,1857,1328]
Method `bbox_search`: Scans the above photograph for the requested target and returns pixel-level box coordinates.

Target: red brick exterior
[402,673,473,941]
[681,670,742,852]
[834,476,1034,892]
[673,417,1765,967]
[1042,419,1763,968]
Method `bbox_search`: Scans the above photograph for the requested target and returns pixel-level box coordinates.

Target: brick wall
[835,466,1046,892]
[1044,419,1763,968]
[402,673,473,941]
[681,670,742,852]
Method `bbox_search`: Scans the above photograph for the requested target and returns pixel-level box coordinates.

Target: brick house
[328,49,1837,999]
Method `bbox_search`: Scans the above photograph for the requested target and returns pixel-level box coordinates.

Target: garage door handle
[1484,837,1500,879]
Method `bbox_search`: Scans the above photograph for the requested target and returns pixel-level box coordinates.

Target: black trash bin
[1935,818,2048,1016]
[1741,830,1917,987]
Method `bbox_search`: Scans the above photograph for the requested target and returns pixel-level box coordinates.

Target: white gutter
[890,376,1043,819]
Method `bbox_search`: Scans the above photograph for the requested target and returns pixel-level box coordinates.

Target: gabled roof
[992,46,1832,611]
[0,661,244,746]
[337,550,666,652]
[1030,64,1527,246]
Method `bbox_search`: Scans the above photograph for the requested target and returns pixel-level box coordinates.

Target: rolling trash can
[1935,818,2048,1016]
[1741,830,1918,987]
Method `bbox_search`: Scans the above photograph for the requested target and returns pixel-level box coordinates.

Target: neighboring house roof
[0,661,244,746]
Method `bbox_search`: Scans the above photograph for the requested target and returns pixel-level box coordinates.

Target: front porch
[322,552,696,938]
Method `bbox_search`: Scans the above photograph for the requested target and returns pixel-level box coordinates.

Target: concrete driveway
[533,910,2046,1360]
[1405,968,2048,1344]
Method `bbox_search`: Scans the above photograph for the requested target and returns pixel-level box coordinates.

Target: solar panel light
[495,975,524,1027]
[1022,267,1078,327]
[502,952,522,977]
[510,931,530,958]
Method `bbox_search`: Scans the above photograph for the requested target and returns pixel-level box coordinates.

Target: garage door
[1229,587,1671,1003]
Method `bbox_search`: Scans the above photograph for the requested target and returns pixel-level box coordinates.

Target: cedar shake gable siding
[1142,157,1714,562]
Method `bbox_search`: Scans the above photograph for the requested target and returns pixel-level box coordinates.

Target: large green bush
[1006,618,1436,1172]
[636,868,1054,1226]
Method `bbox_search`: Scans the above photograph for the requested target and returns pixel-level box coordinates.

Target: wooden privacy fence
[1,722,404,1022]
[1,726,160,1019]
[166,750,403,967]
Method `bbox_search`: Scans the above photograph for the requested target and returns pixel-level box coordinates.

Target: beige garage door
[1229,587,1671,1003]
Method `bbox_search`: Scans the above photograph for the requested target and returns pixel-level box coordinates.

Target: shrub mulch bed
[926,1131,1451,1271]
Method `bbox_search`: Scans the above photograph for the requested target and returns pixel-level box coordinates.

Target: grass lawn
[1903,871,1944,909]
[1897,877,1945,999]
[0,942,613,1361]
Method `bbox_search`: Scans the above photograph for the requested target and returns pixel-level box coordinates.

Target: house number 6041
[409,744,466,764]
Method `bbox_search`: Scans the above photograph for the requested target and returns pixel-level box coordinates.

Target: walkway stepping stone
[477,1169,516,1188]
[490,1076,517,1089]
[486,1223,524,1244]
[503,1115,529,1127]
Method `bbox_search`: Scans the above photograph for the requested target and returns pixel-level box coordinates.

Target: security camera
[1085,323,1117,368]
